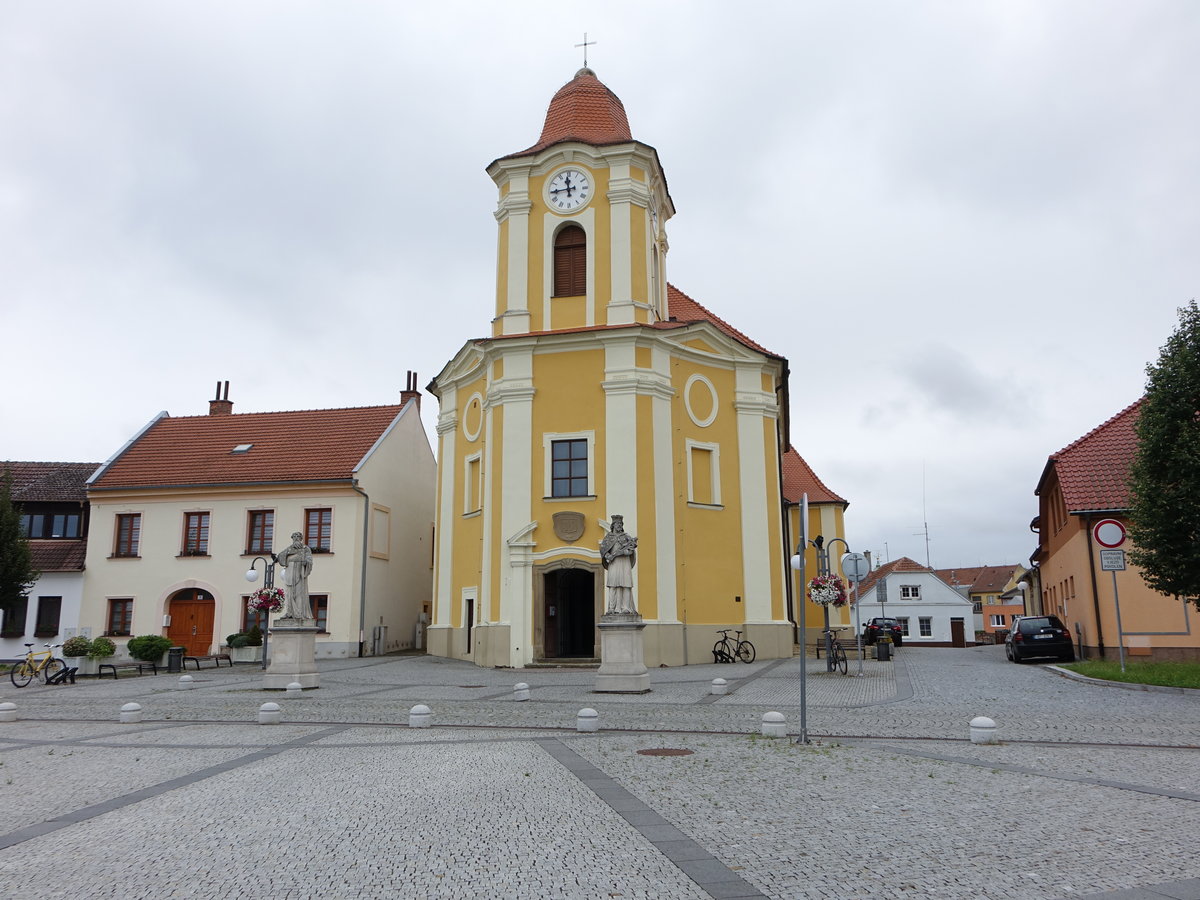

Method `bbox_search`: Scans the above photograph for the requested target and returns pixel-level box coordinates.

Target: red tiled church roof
[508,68,634,158]
[2,462,99,501]
[90,405,405,490]
[1040,399,1142,512]
[782,446,846,506]
[666,284,779,357]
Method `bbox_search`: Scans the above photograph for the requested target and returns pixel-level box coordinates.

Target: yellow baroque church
[428,68,843,668]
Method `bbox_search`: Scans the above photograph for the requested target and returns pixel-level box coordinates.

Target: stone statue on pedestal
[600,515,638,615]
[275,532,314,622]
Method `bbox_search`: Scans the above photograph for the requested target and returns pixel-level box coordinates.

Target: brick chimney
[400,371,421,411]
[209,380,233,415]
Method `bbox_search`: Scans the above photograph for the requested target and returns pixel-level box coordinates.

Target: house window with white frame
[919,616,932,637]
[896,617,910,636]
[989,614,1006,627]
[900,584,920,599]
[544,432,595,499]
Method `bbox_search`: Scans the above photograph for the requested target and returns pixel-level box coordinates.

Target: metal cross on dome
[575,32,596,67]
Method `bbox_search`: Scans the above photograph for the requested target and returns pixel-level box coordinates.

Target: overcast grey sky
[2,1,1196,570]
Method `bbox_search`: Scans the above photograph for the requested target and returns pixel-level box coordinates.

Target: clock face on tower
[547,168,591,212]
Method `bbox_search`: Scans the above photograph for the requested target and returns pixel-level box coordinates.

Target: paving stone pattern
[0,646,1197,899]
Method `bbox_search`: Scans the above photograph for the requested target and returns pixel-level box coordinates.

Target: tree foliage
[0,468,39,612]
[1128,300,1200,603]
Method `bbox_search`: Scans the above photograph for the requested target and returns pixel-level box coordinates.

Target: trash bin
[875,639,892,661]
[167,646,186,673]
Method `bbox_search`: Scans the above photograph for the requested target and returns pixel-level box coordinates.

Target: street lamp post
[814,535,851,670]
[245,555,276,671]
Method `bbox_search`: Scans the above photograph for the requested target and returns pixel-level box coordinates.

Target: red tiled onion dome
[515,68,633,156]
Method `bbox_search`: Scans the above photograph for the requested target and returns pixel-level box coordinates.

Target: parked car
[863,617,903,647]
[1006,615,1074,663]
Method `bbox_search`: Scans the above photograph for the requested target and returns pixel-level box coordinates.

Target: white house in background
[1,462,100,659]
[854,557,975,647]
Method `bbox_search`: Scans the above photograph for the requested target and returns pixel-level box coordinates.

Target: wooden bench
[183,654,232,670]
[98,661,157,679]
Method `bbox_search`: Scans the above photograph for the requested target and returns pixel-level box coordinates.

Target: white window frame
[918,617,933,637]
[543,431,596,500]
[463,452,483,516]
[989,614,1006,627]
[896,617,910,636]
[685,439,722,508]
[900,584,921,599]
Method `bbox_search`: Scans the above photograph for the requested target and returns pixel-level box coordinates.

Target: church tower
[428,69,797,668]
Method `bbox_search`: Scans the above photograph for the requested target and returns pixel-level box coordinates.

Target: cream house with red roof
[1,461,99,658]
[82,384,435,660]
[935,564,1026,638]
[1032,399,1197,661]
[428,69,830,667]
[854,558,975,647]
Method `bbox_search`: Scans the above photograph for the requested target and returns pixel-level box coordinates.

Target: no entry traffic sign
[1093,519,1126,549]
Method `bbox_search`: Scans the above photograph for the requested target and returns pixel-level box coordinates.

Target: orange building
[1032,400,1199,661]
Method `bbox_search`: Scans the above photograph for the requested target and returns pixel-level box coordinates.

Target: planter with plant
[225,625,264,662]
[61,635,116,676]
[126,634,173,666]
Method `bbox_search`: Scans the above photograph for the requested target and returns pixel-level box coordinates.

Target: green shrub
[245,625,263,647]
[87,637,116,660]
[126,634,172,662]
[61,636,91,657]
[229,634,251,649]
[226,632,242,646]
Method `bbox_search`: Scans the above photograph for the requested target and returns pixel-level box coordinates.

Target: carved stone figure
[275,532,314,621]
[599,515,638,614]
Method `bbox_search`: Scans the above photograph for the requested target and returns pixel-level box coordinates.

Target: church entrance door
[167,589,215,656]
[543,569,595,658]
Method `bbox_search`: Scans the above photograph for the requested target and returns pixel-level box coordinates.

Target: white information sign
[1100,549,1126,571]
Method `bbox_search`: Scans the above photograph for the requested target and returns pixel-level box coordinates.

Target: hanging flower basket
[808,574,848,607]
[247,587,284,613]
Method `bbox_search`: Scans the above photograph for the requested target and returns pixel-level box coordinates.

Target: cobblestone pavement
[0,645,1197,899]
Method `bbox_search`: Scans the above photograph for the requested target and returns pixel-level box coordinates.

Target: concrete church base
[263,623,321,690]
[594,613,651,693]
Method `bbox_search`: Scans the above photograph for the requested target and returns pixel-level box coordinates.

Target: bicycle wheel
[712,640,730,663]
[40,658,65,683]
[833,644,848,675]
[10,661,34,687]
[736,640,756,663]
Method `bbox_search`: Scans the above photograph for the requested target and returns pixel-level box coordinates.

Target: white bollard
[970,716,998,744]
[711,677,728,696]
[120,702,143,724]
[513,682,530,702]
[409,704,432,728]
[286,682,303,695]
[577,708,599,733]
[761,711,787,738]
[0,702,16,723]
[178,675,194,690]
[258,702,282,725]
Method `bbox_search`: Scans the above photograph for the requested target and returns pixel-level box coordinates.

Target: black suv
[863,617,903,647]
[1006,615,1074,663]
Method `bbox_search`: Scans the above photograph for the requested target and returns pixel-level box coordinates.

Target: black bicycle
[712,629,756,664]
[822,629,849,675]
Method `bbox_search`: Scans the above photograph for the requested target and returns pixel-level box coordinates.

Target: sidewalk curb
[1048,665,1200,696]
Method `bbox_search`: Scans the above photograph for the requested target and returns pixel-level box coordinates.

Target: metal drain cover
[637,748,694,757]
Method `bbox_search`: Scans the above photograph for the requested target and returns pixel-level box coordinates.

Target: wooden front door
[950,617,966,648]
[167,589,215,656]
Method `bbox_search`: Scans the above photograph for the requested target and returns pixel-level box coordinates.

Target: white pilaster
[734,363,779,623]
[651,346,678,622]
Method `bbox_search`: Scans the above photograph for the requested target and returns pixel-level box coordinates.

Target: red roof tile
[508,68,633,158]
[666,284,780,358]
[782,446,847,506]
[855,557,929,596]
[30,540,87,573]
[1042,399,1141,512]
[90,405,405,490]
[933,565,1018,593]
[2,462,99,502]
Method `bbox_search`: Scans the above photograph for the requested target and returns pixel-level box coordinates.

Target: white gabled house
[853,558,975,647]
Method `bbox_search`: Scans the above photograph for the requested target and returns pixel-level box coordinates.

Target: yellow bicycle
[9,643,65,687]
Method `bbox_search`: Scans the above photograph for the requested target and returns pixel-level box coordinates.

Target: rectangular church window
[551,439,589,497]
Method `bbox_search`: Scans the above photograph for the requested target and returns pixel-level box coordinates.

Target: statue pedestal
[594,613,650,693]
[263,621,320,690]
